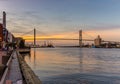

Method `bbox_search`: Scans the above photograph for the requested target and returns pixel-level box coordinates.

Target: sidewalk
[6,51,23,84]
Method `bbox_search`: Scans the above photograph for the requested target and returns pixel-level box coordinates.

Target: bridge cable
[21,29,34,36]
[82,31,95,39]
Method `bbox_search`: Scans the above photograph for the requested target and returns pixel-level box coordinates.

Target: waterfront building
[0,11,16,50]
[94,35,102,47]
[0,24,3,42]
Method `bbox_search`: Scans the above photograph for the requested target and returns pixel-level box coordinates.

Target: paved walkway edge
[17,50,42,84]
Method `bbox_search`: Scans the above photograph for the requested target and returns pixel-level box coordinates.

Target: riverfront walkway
[6,51,23,84]
[0,50,42,84]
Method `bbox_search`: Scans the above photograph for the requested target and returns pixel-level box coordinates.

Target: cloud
[79,23,120,31]
[6,11,47,33]
[5,10,120,39]
[0,0,9,1]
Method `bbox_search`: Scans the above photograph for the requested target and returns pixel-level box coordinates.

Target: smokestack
[3,11,6,28]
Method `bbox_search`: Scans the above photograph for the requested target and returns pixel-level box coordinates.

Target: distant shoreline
[30,46,120,49]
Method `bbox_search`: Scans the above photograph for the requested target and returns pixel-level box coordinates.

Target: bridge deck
[25,38,120,43]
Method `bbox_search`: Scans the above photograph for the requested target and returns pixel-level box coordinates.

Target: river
[24,48,120,84]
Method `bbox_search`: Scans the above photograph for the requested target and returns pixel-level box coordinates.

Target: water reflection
[79,48,83,72]
[33,48,36,69]
[22,53,31,60]
[24,48,120,84]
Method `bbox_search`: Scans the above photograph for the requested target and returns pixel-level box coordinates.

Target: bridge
[20,29,120,47]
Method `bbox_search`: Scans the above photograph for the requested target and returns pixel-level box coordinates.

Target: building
[0,24,3,48]
[0,24,3,42]
[0,11,15,50]
[94,35,102,47]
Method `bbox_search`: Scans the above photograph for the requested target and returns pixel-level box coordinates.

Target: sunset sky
[0,0,120,45]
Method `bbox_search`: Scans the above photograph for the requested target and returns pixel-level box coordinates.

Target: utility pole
[34,28,36,47]
[79,30,82,48]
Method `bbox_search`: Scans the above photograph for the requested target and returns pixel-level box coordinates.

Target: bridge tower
[79,30,82,48]
[34,28,36,47]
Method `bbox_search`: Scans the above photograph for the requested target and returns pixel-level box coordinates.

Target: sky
[0,0,120,45]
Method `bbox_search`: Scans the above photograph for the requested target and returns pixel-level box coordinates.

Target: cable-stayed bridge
[20,29,120,47]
